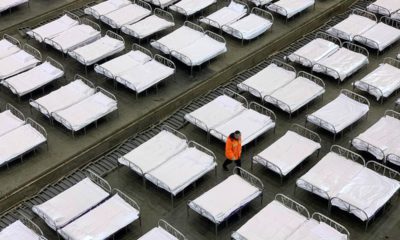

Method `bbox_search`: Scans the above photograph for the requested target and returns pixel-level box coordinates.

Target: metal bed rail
[23,44,42,62]
[275,194,310,219]
[20,214,45,237]
[233,166,264,192]
[86,169,112,193]
[3,34,21,48]
[331,145,366,166]
[112,188,142,226]
[341,89,371,107]
[271,58,296,73]
[291,124,321,144]
[298,71,325,89]
[311,212,350,238]
[351,137,385,161]
[161,124,188,142]
[155,7,174,23]
[159,219,187,240]
[223,88,249,108]
[75,74,95,89]
[367,160,400,181]
[315,31,342,46]
[367,3,391,16]
[184,20,204,33]
[5,103,25,122]
[353,8,378,22]
[132,43,154,58]
[386,153,400,166]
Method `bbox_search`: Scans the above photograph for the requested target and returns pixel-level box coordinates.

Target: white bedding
[150,25,204,54]
[0,124,46,166]
[68,35,125,66]
[232,200,307,240]
[26,14,79,42]
[297,152,364,199]
[354,22,400,51]
[169,0,216,16]
[0,38,20,59]
[145,0,177,8]
[287,219,348,240]
[237,63,296,99]
[307,94,369,133]
[171,34,227,66]
[184,95,245,131]
[94,50,152,79]
[267,0,315,18]
[332,167,400,221]
[249,0,272,6]
[0,50,40,80]
[367,0,400,16]
[2,61,64,96]
[312,47,369,81]
[200,1,247,29]
[254,131,321,176]
[32,178,110,230]
[0,110,24,137]
[210,109,275,146]
[52,92,117,131]
[138,227,178,240]
[352,116,400,160]
[84,0,131,19]
[0,0,28,13]
[145,147,215,195]
[287,38,340,67]
[264,76,325,113]
[0,220,41,240]
[121,15,174,39]
[223,13,273,40]
[326,14,377,41]
[100,3,151,28]
[354,63,400,100]
[30,79,95,117]
[59,194,140,240]
[189,174,261,223]
[118,130,187,175]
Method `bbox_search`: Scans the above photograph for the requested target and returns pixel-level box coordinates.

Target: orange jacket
[225,137,242,160]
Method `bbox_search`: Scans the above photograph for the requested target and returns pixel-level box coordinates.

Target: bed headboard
[249,102,276,123]
[380,16,400,30]
[158,219,187,240]
[311,212,350,238]
[86,169,112,193]
[188,141,216,163]
[291,124,321,144]
[223,88,249,108]
[330,145,365,166]
[383,57,400,69]
[366,161,400,181]
[233,167,264,191]
[3,34,21,48]
[23,44,42,61]
[105,30,125,46]
[352,8,377,22]
[315,32,342,47]
[298,71,325,89]
[384,109,400,120]
[154,8,174,24]
[184,21,204,33]
[275,194,310,219]
[81,18,101,32]
[74,74,95,89]
[251,7,274,22]
[161,125,188,142]
[46,56,65,73]
[132,43,153,58]
[19,214,45,237]
[340,89,370,107]
[271,59,296,74]
[342,42,369,58]
[26,118,47,139]
[113,188,141,212]
[5,103,25,122]
[63,10,81,24]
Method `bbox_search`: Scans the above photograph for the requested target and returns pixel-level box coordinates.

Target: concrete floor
[1,0,400,239]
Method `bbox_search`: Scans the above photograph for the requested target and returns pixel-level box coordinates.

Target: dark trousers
[223,158,241,169]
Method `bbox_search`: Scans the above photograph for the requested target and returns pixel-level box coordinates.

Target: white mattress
[287,38,340,67]
[232,200,307,240]
[312,47,369,81]
[297,152,364,199]
[0,50,40,80]
[150,25,204,54]
[0,39,20,59]
[367,0,400,16]
[32,178,110,230]
[145,0,176,8]
[287,219,348,240]
[94,50,152,79]
[169,0,216,16]
[223,13,273,40]
[138,227,178,240]
[210,109,275,146]
[254,131,321,176]
[0,110,24,137]
[118,130,187,175]
[237,63,296,99]
[68,35,125,66]
[30,79,95,117]
[171,34,227,66]
[265,76,325,113]
[0,124,46,166]
[84,0,131,19]
[52,92,117,131]
[121,15,174,39]
[117,59,174,93]
[0,0,28,13]
[326,14,376,41]
[267,0,315,18]
[26,14,79,42]
[0,220,41,240]
[59,194,140,240]
[332,167,400,221]
[189,174,261,224]
[249,0,272,6]
[100,4,151,28]
[145,147,215,195]
[354,63,400,100]
[2,61,64,96]
[352,116,400,160]
[200,2,247,28]
[355,22,400,51]
[184,95,245,131]
[307,94,369,133]
[44,24,101,53]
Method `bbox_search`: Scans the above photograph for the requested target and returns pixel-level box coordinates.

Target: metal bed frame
[329,161,399,231]
[19,214,48,240]
[200,0,249,31]
[26,11,81,43]
[311,212,350,239]
[99,0,152,29]
[85,0,130,19]
[169,0,218,18]
[267,0,315,23]
[0,0,30,15]
[295,145,366,204]
[366,0,394,17]
[222,7,273,45]
[306,89,370,140]
[144,0,179,8]
[144,140,217,206]
[248,0,272,6]
[5,103,25,123]
[187,167,264,236]
[264,71,325,118]
[252,124,321,184]
[2,34,21,49]
[287,31,342,68]
[158,219,187,240]
[22,43,42,62]
[353,57,400,103]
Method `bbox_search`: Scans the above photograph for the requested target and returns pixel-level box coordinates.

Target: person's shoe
[223,167,229,171]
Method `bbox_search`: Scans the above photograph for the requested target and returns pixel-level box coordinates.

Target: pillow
[14,51,35,63]
[229,1,245,13]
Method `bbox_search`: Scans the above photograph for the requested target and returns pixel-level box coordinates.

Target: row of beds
[0,0,28,15]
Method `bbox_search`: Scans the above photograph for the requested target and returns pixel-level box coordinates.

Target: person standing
[223,130,242,171]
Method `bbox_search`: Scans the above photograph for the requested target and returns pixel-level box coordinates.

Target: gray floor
[0,0,399,240]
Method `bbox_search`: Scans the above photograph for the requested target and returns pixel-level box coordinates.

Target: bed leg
[171,194,174,208]
[365,220,369,232]
[215,223,218,236]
